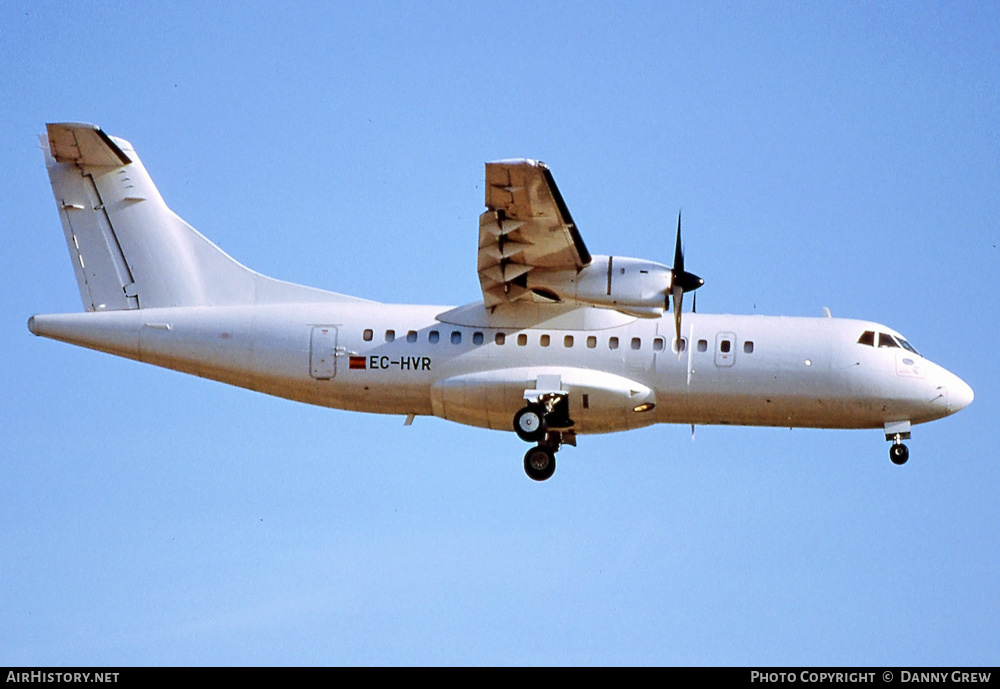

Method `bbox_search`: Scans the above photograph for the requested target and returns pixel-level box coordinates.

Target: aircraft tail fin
[42,123,366,311]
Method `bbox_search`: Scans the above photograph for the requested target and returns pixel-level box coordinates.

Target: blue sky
[1,1,997,665]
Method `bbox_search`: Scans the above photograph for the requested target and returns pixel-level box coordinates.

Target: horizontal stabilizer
[47,123,132,167]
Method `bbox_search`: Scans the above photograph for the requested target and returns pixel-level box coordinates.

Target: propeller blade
[667,210,703,357]
[672,284,683,357]
[674,212,684,275]
[671,210,703,294]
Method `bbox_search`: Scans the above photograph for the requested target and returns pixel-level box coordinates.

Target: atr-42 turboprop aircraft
[30,123,973,480]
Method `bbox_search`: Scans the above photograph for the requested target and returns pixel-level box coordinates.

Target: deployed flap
[478,160,591,308]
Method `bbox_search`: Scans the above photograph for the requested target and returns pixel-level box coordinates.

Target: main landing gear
[514,404,547,443]
[524,443,557,482]
[885,420,911,466]
[514,393,574,481]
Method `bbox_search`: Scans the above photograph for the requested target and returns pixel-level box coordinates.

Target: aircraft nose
[948,374,974,413]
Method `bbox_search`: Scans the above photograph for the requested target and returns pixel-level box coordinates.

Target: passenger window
[631,337,641,350]
[858,331,875,347]
[540,334,550,347]
[564,335,574,348]
[672,338,687,353]
[363,329,373,342]
[744,341,754,354]
[653,337,664,352]
[609,337,619,350]
[406,330,417,343]
[587,336,597,349]
[495,332,506,345]
[721,340,732,353]
[428,330,440,344]
[473,332,484,345]
[697,339,708,352]
[878,333,899,348]
[517,334,527,346]
[451,331,462,344]
[385,329,395,342]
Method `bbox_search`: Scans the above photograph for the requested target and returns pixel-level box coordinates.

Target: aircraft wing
[478,160,592,308]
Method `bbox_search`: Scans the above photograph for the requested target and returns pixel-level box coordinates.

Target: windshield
[857,330,921,356]
[896,335,920,356]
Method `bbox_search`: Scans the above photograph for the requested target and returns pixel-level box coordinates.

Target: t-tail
[39,122,364,311]
[30,123,368,360]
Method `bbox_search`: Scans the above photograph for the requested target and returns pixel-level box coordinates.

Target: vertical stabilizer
[41,123,368,311]
[44,125,140,310]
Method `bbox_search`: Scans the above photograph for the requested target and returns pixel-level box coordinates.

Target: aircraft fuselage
[29,302,970,436]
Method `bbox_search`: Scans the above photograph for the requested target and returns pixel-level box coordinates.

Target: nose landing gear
[885,420,911,466]
[889,441,909,465]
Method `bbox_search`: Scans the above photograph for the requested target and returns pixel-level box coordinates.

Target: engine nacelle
[526,255,672,318]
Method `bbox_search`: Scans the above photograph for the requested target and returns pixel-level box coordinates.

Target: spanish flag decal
[349,356,366,370]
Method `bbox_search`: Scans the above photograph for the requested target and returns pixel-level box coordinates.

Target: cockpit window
[897,336,920,356]
[878,332,900,348]
[860,329,920,355]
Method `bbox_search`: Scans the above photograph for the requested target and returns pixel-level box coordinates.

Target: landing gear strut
[885,420,911,466]
[514,393,574,481]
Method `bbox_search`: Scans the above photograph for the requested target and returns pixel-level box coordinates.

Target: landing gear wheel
[523,445,556,481]
[514,404,547,442]
[889,443,909,465]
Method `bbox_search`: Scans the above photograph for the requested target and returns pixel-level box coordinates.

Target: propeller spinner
[669,212,704,353]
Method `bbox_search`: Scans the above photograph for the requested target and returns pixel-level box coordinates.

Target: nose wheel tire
[523,445,556,481]
[889,443,909,465]
[514,404,547,442]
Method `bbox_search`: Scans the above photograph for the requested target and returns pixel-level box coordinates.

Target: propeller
[668,212,704,353]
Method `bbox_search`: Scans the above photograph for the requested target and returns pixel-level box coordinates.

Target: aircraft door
[715,332,736,368]
[310,326,339,379]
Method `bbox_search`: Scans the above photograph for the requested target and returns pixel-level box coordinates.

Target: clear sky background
[1,1,997,666]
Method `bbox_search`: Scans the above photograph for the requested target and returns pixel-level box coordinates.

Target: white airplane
[29,123,973,481]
